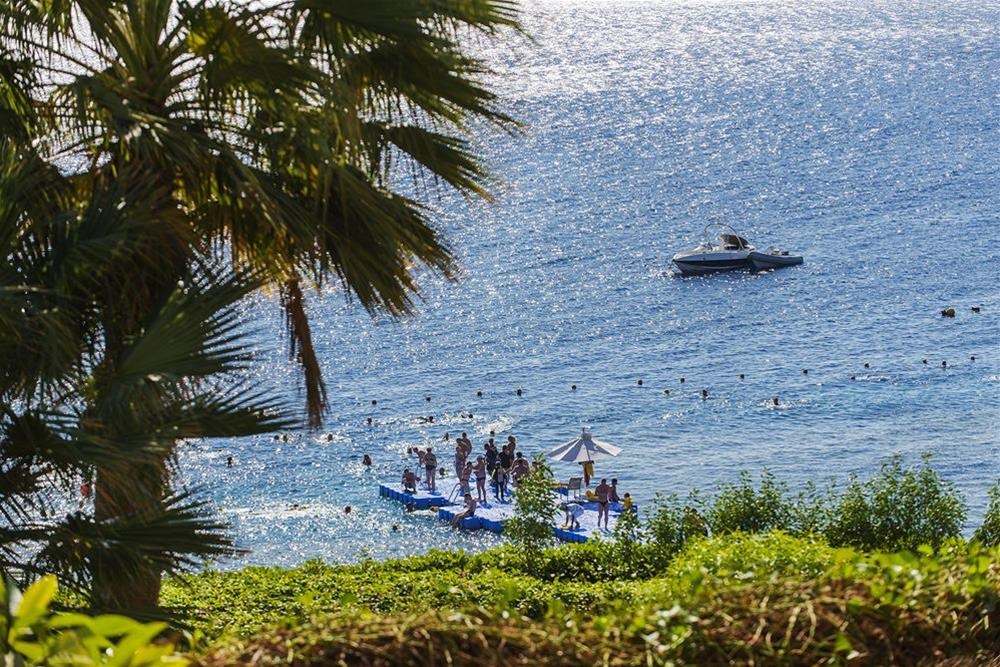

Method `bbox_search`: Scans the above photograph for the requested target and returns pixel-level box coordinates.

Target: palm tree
[0,0,518,611]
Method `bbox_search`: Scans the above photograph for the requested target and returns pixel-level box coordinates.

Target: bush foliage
[645,454,969,558]
[505,456,558,562]
[973,480,1000,547]
[1,576,185,666]
[190,538,1000,666]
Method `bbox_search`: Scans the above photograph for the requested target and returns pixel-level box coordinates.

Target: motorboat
[671,224,803,276]
[670,224,755,275]
[748,247,804,270]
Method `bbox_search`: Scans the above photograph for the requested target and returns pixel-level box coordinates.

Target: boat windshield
[719,234,750,250]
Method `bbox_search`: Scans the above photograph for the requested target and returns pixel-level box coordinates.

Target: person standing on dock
[511,452,530,484]
[579,459,594,487]
[485,440,498,476]
[459,461,473,497]
[458,432,473,457]
[454,440,468,477]
[595,478,612,530]
[499,443,514,478]
[424,447,438,490]
[474,456,487,502]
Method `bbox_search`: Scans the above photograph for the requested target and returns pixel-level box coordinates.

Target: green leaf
[13,575,56,627]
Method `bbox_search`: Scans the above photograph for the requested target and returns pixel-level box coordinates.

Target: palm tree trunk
[89,155,185,611]
[92,462,166,611]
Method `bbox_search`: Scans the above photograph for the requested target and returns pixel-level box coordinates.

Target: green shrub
[1,575,184,666]
[645,491,709,564]
[611,501,643,566]
[658,531,839,600]
[823,453,967,551]
[973,480,1000,546]
[505,456,558,564]
[708,470,795,535]
[196,541,1000,666]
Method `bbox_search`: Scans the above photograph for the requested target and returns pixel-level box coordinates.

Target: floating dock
[378,483,452,510]
[380,481,632,543]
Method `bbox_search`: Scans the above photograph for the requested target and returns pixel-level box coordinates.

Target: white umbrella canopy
[548,428,622,463]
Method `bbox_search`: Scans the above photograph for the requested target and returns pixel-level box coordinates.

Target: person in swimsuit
[511,452,530,484]
[458,432,472,457]
[454,441,467,477]
[595,478,612,530]
[609,478,620,502]
[416,448,426,469]
[401,468,418,493]
[459,460,473,497]
[474,455,487,501]
[451,493,477,528]
[424,447,438,490]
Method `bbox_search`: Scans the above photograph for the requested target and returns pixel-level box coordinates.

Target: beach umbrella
[548,428,622,463]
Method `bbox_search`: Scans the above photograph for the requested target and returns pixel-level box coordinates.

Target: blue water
[180,0,999,567]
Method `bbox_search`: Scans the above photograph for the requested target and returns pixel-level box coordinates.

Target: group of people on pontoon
[561,477,632,531]
[400,432,633,532]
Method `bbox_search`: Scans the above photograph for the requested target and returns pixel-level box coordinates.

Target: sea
[178,0,1000,567]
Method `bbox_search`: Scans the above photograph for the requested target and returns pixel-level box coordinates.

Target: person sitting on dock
[595,478,612,530]
[401,468,418,494]
[424,447,438,490]
[511,452,530,484]
[474,455,487,502]
[451,493,477,528]
[562,501,584,530]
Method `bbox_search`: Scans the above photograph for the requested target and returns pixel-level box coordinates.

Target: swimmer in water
[362,454,372,466]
